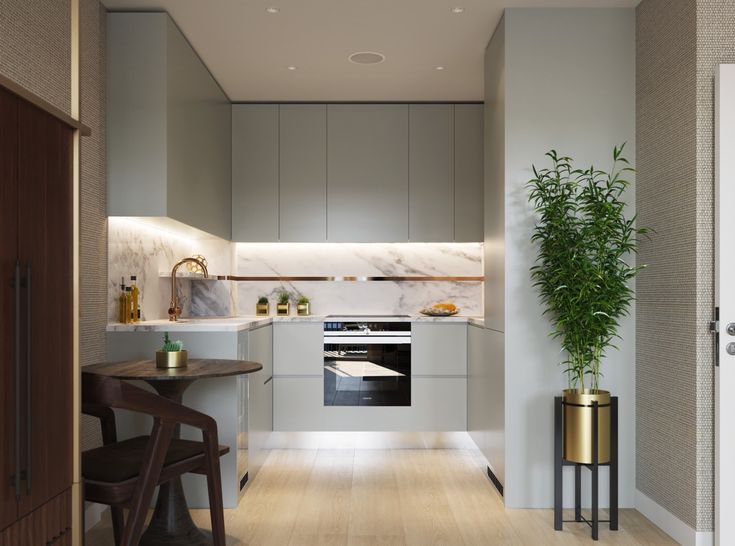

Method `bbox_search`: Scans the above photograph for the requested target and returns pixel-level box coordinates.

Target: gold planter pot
[563,389,610,464]
[297,302,310,316]
[277,303,290,316]
[256,303,269,316]
[156,350,188,369]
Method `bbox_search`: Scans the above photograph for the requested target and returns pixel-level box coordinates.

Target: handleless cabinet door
[327,104,408,242]
[454,104,484,242]
[279,105,327,241]
[409,104,454,242]
[0,86,19,530]
[17,100,73,518]
[232,105,279,242]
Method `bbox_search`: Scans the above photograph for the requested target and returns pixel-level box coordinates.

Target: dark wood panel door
[16,99,73,518]
[0,86,19,530]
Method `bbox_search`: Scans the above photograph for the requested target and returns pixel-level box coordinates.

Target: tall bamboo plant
[528,144,647,391]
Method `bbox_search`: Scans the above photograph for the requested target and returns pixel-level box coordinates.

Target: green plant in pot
[256,296,269,316]
[296,295,310,316]
[156,332,188,369]
[276,290,291,316]
[528,144,647,464]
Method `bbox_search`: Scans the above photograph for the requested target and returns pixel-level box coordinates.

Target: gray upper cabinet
[231,104,279,242]
[454,104,484,242]
[409,104,454,242]
[327,104,409,242]
[279,105,327,242]
[107,13,231,239]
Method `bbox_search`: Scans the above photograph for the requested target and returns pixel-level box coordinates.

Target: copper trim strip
[225,275,484,282]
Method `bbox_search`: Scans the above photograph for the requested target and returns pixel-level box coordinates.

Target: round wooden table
[83,359,262,546]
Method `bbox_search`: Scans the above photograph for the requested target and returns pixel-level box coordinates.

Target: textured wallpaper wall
[636,0,700,530]
[0,0,71,114]
[79,0,107,450]
[636,0,733,532]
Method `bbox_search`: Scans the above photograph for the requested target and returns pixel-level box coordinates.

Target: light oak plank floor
[86,448,676,546]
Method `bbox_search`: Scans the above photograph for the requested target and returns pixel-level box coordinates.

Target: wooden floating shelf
[161,273,484,282]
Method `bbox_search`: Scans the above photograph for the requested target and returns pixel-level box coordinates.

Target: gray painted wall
[479,8,636,509]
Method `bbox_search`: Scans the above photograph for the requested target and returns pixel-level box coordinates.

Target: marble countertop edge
[106,314,484,332]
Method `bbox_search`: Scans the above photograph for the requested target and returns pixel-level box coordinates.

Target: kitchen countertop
[107,314,484,332]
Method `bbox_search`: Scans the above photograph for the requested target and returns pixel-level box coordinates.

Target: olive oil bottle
[118,277,128,323]
[130,275,140,322]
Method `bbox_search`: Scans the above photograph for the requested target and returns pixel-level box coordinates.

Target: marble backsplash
[108,217,234,322]
[109,219,483,321]
[231,243,483,316]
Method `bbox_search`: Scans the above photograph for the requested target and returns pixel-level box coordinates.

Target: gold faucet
[168,257,209,321]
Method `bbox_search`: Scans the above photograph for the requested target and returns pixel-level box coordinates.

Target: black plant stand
[554,396,618,541]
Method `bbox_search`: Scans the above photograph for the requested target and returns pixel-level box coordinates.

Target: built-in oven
[324,318,411,406]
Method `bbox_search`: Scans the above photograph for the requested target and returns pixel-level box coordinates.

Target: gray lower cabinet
[247,325,273,480]
[232,104,279,241]
[327,104,409,242]
[272,321,468,431]
[273,323,324,376]
[107,12,231,240]
[411,323,468,375]
[409,105,455,242]
[454,104,484,242]
[279,104,327,241]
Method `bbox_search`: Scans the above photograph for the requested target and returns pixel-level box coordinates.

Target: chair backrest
[81,373,215,432]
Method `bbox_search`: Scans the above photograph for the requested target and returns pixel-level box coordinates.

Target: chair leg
[111,506,125,546]
[120,420,174,546]
[205,430,227,546]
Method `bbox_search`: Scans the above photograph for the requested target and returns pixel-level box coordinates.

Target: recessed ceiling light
[451,7,465,14]
[435,66,446,71]
[287,65,297,71]
[348,51,386,65]
[265,6,279,14]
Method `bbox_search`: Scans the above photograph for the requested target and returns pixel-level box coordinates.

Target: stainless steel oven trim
[323,336,411,345]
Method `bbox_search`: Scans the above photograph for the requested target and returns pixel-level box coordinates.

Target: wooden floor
[86,448,676,545]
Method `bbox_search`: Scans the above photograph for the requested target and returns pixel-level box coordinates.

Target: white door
[715,63,735,546]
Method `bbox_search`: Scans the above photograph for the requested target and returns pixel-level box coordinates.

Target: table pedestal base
[139,478,212,546]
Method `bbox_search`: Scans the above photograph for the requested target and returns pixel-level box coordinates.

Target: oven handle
[324,336,411,345]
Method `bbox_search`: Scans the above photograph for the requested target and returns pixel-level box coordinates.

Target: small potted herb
[276,290,291,316]
[156,332,188,368]
[296,295,311,316]
[256,296,269,316]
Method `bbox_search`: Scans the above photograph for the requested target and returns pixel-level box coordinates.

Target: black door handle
[25,261,31,495]
[14,261,20,499]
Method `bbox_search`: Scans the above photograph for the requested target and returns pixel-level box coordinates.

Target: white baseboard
[84,502,107,532]
[635,490,713,546]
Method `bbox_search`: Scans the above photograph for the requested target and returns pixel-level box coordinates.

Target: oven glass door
[324,337,411,406]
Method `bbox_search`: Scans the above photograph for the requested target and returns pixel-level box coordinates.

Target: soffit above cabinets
[101,0,638,102]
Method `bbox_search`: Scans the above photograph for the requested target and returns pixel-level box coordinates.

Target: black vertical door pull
[14,261,20,499]
[25,261,31,495]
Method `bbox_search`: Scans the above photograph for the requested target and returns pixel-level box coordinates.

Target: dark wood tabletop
[83,359,262,381]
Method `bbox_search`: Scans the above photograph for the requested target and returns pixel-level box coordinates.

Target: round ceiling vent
[348,51,386,65]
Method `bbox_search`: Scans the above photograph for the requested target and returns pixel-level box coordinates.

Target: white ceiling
[101,0,638,102]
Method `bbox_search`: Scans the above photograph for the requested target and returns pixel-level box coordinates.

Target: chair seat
[82,436,229,484]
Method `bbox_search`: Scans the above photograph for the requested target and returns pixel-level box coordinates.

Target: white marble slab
[234,243,483,317]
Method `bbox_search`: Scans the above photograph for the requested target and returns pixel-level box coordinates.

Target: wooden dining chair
[81,373,228,546]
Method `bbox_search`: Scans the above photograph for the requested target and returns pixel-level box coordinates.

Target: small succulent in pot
[297,295,311,316]
[276,290,291,316]
[156,332,188,368]
[256,295,270,316]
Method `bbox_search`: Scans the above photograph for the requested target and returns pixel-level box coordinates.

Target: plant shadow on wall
[528,144,649,464]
